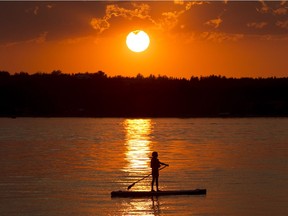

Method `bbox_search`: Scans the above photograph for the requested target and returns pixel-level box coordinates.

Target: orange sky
[0,1,287,78]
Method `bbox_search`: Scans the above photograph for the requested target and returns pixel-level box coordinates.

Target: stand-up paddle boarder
[150,151,169,192]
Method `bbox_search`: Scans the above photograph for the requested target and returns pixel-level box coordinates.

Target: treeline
[0,70,288,117]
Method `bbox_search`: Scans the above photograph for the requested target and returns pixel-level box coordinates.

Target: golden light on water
[122,119,158,214]
[121,198,161,216]
[123,119,153,173]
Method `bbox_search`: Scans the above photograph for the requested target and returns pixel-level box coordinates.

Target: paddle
[127,165,168,190]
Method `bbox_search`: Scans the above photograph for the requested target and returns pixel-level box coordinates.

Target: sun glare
[126,30,150,53]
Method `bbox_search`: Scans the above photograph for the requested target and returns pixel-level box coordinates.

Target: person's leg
[151,176,155,191]
[156,176,159,191]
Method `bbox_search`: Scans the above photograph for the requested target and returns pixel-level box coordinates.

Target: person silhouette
[150,151,169,192]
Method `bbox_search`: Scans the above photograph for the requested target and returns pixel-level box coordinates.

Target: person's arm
[160,161,169,166]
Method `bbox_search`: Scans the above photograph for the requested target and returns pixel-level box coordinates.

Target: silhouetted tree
[0,71,287,117]
[0,71,10,78]
[51,70,62,76]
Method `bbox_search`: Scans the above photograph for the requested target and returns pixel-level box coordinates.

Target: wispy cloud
[46,4,53,10]
[256,0,270,14]
[247,22,267,29]
[174,0,206,8]
[257,0,288,15]
[33,6,39,15]
[181,31,244,44]
[156,1,207,30]
[205,18,223,29]
[273,7,288,15]
[33,31,48,44]
[276,20,288,29]
[90,3,153,33]
[25,5,39,15]
[1,32,47,48]
[90,17,110,33]
[200,31,243,43]
[173,0,185,5]
[25,4,53,16]
[260,34,288,41]
[157,10,184,31]
[90,2,204,33]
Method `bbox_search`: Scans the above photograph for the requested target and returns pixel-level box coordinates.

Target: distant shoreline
[1,71,288,118]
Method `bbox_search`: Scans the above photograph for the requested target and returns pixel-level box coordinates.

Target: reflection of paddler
[150,151,169,192]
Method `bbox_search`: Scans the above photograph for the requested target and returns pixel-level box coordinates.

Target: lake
[0,118,287,215]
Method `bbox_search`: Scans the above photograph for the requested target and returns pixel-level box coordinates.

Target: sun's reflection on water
[119,197,162,216]
[120,119,162,215]
[123,119,153,174]
[122,118,155,192]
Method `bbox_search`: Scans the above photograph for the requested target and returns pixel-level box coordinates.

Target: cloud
[156,2,207,30]
[24,3,54,17]
[257,0,288,15]
[200,31,244,43]
[276,20,288,29]
[90,18,110,33]
[33,6,39,15]
[156,10,185,31]
[205,18,223,28]
[90,2,204,33]
[179,31,244,44]
[174,0,185,5]
[1,32,47,48]
[106,3,151,20]
[33,31,48,44]
[46,4,53,9]
[247,22,268,29]
[90,3,152,33]
[25,5,39,15]
[256,0,270,14]
[273,7,288,15]
[260,34,288,41]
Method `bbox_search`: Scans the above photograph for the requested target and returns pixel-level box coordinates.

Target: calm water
[0,118,287,216]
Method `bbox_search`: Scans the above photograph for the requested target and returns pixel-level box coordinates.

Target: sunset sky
[0,1,287,78]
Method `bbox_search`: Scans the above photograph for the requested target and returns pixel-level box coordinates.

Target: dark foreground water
[0,118,287,215]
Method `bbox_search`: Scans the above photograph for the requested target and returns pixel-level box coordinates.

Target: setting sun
[126,30,150,53]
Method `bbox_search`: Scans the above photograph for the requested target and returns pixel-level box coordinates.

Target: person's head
[152,151,158,158]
